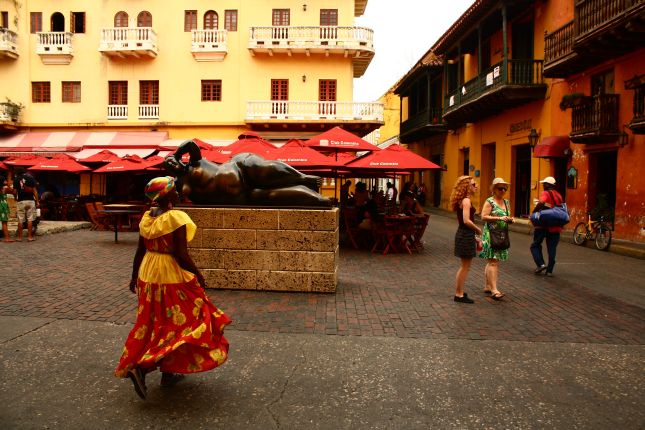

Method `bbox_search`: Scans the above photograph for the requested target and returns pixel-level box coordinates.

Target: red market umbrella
[79,149,121,163]
[200,148,230,164]
[0,161,7,170]
[4,154,50,166]
[304,126,381,152]
[28,158,91,173]
[218,136,276,158]
[93,155,152,173]
[345,144,442,171]
[264,139,342,168]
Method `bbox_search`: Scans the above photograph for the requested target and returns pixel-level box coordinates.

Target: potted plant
[2,98,24,121]
[559,93,588,111]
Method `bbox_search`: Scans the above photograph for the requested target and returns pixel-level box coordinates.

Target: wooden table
[97,209,141,243]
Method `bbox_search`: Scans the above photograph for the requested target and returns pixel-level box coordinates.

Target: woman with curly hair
[449,176,482,303]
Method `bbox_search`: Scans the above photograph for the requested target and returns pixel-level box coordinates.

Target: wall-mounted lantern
[528,128,540,151]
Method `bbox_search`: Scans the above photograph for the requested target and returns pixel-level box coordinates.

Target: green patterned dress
[479,197,510,261]
[0,189,9,222]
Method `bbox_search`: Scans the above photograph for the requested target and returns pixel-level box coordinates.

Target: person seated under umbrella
[164,140,331,207]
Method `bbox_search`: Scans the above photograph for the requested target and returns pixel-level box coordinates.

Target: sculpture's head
[163,156,189,177]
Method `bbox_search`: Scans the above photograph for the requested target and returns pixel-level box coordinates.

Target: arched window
[114,11,128,28]
[204,11,218,30]
[137,11,152,27]
[51,12,65,32]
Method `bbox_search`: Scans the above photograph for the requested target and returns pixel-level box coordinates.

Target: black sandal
[127,367,147,399]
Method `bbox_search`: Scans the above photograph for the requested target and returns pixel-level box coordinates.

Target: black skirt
[454,225,476,258]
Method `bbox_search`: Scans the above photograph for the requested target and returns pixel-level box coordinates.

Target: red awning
[0,131,168,153]
[534,136,570,158]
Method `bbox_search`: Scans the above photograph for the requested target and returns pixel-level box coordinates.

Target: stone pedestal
[183,207,339,293]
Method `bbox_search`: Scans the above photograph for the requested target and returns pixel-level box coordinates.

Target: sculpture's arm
[163,140,203,176]
[174,140,202,167]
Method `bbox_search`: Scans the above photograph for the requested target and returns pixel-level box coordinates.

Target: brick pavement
[1,218,644,345]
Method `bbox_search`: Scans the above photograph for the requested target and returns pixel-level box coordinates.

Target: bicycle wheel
[573,222,588,245]
[595,226,612,251]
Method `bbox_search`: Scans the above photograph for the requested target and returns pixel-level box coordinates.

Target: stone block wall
[182,207,339,293]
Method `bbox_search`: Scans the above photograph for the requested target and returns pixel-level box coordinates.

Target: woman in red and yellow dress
[115,176,231,399]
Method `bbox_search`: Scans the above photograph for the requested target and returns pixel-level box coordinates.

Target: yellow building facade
[0,0,381,141]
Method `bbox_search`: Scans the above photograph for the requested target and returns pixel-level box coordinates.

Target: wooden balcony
[0,28,18,60]
[400,108,447,143]
[36,32,73,64]
[245,100,383,134]
[443,59,547,124]
[248,26,374,77]
[569,94,621,143]
[99,27,158,58]
[191,29,227,62]
[544,0,645,77]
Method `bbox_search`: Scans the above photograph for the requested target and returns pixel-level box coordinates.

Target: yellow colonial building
[0,0,381,142]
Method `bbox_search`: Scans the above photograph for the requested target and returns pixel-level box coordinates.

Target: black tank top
[457,205,475,227]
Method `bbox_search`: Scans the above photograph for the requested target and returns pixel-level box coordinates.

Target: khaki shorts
[17,200,36,223]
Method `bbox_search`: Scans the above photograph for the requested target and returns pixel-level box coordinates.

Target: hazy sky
[353,0,474,102]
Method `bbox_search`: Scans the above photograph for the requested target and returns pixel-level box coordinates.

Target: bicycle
[572,213,612,251]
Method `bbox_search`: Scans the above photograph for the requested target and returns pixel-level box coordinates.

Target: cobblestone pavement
[1,214,644,345]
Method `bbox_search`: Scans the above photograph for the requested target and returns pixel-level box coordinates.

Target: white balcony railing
[107,105,128,120]
[249,26,374,51]
[36,32,73,63]
[99,27,158,57]
[248,26,374,76]
[246,101,383,122]
[0,28,19,59]
[191,29,228,61]
[138,104,159,120]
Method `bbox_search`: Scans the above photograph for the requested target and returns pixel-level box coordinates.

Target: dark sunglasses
[496,187,508,191]
[470,183,477,187]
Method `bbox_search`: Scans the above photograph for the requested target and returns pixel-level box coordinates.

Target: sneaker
[454,293,474,304]
[534,264,547,274]
[545,272,554,277]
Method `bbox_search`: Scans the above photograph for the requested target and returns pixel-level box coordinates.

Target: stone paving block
[257,229,338,251]
[202,229,257,249]
[204,268,257,290]
[182,207,223,229]
[278,209,339,231]
[257,270,311,292]
[221,208,279,230]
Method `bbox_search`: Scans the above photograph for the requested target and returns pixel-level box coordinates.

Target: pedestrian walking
[530,176,564,277]
[12,168,39,242]
[450,176,482,304]
[115,176,231,400]
[479,178,514,300]
[1,175,15,242]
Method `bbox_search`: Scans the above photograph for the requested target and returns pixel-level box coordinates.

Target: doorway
[513,145,532,217]
[553,158,568,200]
[51,12,65,32]
[431,154,442,207]
[481,143,496,194]
[588,150,617,221]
